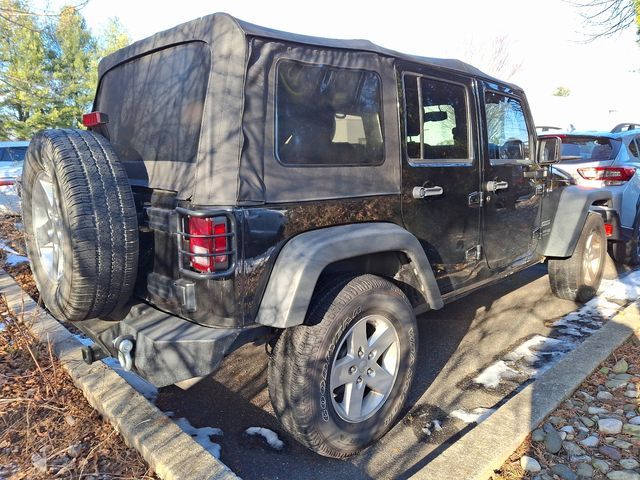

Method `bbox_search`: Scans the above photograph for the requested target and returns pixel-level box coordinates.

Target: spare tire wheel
[22,129,138,321]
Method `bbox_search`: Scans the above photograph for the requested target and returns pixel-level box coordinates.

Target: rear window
[276,60,384,166]
[95,42,211,165]
[559,136,621,162]
[0,147,27,162]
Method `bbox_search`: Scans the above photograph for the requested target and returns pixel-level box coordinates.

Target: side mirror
[538,136,561,165]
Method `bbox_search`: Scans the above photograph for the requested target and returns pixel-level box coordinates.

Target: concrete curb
[412,300,640,480]
[0,269,239,480]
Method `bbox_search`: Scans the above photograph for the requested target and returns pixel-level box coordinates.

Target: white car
[542,124,640,264]
[0,140,29,215]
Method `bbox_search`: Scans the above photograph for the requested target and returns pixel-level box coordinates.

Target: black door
[480,85,544,270]
[399,67,482,295]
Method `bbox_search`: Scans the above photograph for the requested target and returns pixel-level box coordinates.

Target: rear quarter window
[275,60,384,167]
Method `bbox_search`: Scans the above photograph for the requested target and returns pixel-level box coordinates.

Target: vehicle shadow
[155,264,564,479]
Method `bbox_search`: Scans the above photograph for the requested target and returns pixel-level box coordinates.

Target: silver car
[0,140,29,215]
[543,123,640,264]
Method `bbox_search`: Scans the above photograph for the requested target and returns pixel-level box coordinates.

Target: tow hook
[112,335,135,372]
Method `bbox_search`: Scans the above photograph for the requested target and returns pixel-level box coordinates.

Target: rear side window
[96,42,210,164]
[558,136,621,162]
[0,147,27,162]
[276,60,384,166]
[403,74,471,162]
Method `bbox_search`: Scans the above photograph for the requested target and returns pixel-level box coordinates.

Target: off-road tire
[268,274,417,458]
[548,213,606,303]
[610,209,640,266]
[22,129,138,321]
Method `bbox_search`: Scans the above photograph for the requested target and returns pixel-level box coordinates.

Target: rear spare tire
[22,129,138,321]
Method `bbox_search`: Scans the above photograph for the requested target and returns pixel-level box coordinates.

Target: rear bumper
[591,205,625,241]
[76,301,254,387]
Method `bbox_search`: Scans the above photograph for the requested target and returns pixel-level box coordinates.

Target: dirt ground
[0,215,156,480]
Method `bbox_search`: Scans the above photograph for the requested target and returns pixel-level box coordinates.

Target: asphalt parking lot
[155,262,612,480]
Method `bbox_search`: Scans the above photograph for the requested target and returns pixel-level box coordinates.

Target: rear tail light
[188,216,229,272]
[577,166,636,185]
[604,223,613,237]
[0,179,15,186]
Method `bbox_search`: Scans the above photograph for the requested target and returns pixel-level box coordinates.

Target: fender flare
[537,185,612,258]
[255,222,443,328]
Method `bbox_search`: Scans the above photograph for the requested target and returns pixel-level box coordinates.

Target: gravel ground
[493,336,640,480]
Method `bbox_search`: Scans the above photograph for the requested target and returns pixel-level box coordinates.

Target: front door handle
[412,186,443,199]
[485,180,509,193]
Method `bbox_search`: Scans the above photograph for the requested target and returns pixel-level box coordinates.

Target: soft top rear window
[95,42,210,165]
[559,136,621,162]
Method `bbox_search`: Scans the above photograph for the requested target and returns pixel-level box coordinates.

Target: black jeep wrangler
[22,13,611,458]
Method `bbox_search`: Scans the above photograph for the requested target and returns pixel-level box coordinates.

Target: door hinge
[468,191,484,207]
[465,245,482,261]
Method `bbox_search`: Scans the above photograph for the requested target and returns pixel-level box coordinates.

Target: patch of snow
[245,427,285,450]
[0,184,21,216]
[0,241,27,265]
[175,417,223,458]
[450,407,496,424]
[72,333,158,402]
[473,360,519,388]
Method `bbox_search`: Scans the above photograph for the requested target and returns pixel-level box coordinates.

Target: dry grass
[0,297,157,479]
[0,213,157,479]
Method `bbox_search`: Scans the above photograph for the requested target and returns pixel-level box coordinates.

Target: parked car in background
[0,140,29,215]
[540,123,640,264]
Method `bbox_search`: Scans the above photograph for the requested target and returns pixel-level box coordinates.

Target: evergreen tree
[0,1,130,139]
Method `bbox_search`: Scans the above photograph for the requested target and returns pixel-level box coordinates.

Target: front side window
[404,75,471,162]
[485,92,531,165]
[276,61,384,166]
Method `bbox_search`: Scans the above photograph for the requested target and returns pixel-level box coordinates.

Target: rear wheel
[549,213,606,303]
[268,274,417,458]
[22,129,138,321]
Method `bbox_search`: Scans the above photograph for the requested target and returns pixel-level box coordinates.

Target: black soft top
[96,13,520,206]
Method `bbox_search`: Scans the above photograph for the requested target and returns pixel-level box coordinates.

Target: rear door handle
[485,180,509,193]
[412,186,443,199]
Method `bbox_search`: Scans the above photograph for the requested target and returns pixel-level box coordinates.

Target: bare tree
[462,35,523,81]
[568,0,639,41]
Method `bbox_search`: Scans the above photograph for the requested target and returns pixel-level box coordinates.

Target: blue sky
[41,0,640,129]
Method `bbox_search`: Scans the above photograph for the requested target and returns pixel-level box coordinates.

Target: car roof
[100,12,520,92]
[0,141,29,148]
[540,130,640,140]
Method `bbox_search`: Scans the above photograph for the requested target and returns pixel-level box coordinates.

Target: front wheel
[268,274,417,458]
[548,213,606,303]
